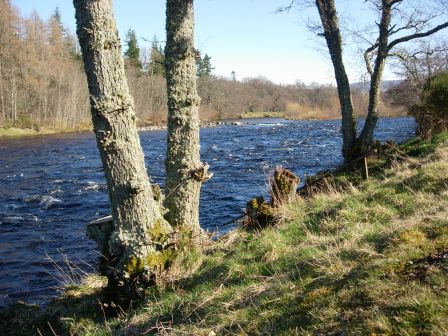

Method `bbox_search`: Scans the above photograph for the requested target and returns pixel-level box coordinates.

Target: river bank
[1,113,412,139]
[0,118,416,309]
[2,131,447,335]
[0,120,251,139]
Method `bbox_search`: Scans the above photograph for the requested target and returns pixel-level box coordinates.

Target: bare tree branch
[388,21,448,50]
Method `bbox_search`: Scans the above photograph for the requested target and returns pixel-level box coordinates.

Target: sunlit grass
[2,133,448,335]
[240,111,286,119]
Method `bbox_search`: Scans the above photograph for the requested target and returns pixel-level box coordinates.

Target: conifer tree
[124,28,141,69]
[149,35,165,77]
[197,53,214,78]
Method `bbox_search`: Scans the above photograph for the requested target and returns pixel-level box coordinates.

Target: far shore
[0,114,410,139]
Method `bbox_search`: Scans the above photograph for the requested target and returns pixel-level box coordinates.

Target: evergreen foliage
[196,53,215,78]
[421,71,448,118]
[149,35,165,77]
[124,28,141,69]
[51,7,63,31]
[411,71,448,137]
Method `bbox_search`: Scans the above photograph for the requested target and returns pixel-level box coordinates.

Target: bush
[410,72,448,138]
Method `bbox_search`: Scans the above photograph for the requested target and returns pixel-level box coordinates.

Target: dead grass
[2,133,448,335]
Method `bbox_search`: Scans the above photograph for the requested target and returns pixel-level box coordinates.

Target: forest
[0,0,405,133]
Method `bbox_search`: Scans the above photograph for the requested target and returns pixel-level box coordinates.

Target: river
[0,117,415,307]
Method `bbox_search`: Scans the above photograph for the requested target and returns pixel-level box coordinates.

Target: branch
[363,39,381,77]
[364,49,375,77]
[276,0,297,13]
[388,21,448,50]
[391,0,404,6]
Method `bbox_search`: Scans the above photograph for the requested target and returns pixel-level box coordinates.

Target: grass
[1,133,448,335]
[240,112,286,119]
[0,126,92,138]
[0,127,46,138]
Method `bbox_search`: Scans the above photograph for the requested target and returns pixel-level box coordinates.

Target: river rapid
[0,117,415,307]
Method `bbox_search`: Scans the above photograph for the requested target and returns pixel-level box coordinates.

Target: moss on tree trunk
[73,0,173,296]
[164,0,207,233]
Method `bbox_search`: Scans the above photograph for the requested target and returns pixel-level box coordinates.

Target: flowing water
[0,117,415,307]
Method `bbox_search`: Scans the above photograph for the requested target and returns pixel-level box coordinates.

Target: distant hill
[350,80,403,93]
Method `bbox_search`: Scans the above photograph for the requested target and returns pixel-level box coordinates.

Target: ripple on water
[0,117,416,308]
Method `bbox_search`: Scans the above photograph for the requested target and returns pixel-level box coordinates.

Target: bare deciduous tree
[281,0,448,160]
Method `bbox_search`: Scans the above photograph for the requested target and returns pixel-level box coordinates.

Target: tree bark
[73,0,173,292]
[315,0,356,161]
[357,0,392,153]
[164,0,205,232]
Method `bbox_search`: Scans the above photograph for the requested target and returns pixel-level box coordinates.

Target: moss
[151,183,164,204]
[125,249,175,277]
[148,218,171,244]
[7,134,448,335]
[245,196,276,229]
[398,229,428,247]
[271,167,299,205]
[248,196,263,209]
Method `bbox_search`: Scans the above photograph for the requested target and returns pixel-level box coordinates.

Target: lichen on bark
[73,0,174,294]
[164,0,206,233]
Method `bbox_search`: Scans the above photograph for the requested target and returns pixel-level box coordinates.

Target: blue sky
[10,1,427,85]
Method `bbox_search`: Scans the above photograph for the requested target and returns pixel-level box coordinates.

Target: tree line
[0,0,407,132]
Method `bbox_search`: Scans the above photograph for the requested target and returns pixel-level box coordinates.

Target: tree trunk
[357,0,392,153]
[315,0,356,161]
[165,0,206,232]
[73,0,173,293]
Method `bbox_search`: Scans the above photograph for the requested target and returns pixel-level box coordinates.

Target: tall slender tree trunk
[357,1,392,152]
[165,0,206,232]
[73,0,173,293]
[315,0,356,161]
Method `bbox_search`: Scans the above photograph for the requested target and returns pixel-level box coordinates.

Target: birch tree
[73,0,173,294]
[165,0,209,232]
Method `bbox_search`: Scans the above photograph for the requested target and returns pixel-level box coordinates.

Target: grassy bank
[239,112,286,119]
[0,126,92,138]
[2,133,448,335]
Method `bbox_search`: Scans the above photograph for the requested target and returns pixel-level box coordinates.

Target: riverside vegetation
[0,1,406,138]
[2,131,447,335]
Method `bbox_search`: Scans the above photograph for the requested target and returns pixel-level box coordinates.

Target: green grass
[240,111,286,119]
[0,124,92,138]
[0,127,42,138]
[2,134,448,335]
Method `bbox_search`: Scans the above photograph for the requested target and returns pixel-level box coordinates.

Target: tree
[411,71,448,137]
[72,0,173,295]
[51,7,63,32]
[124,28,141,69]
[283,0,448,160]
[148,35,165,77]
[197,53,215,78]
[165,0,209,232]
[386,39,448,109]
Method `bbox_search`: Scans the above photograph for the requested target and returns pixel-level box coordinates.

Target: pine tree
[124,28,141,69]
[196,53,214,78]
[49,7,64,47]
[52,7,63,30]
[149,35,165,77]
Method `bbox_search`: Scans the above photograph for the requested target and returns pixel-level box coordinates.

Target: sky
[10,0,435,85]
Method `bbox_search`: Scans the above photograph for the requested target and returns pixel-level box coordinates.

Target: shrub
[410,72,448,138]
